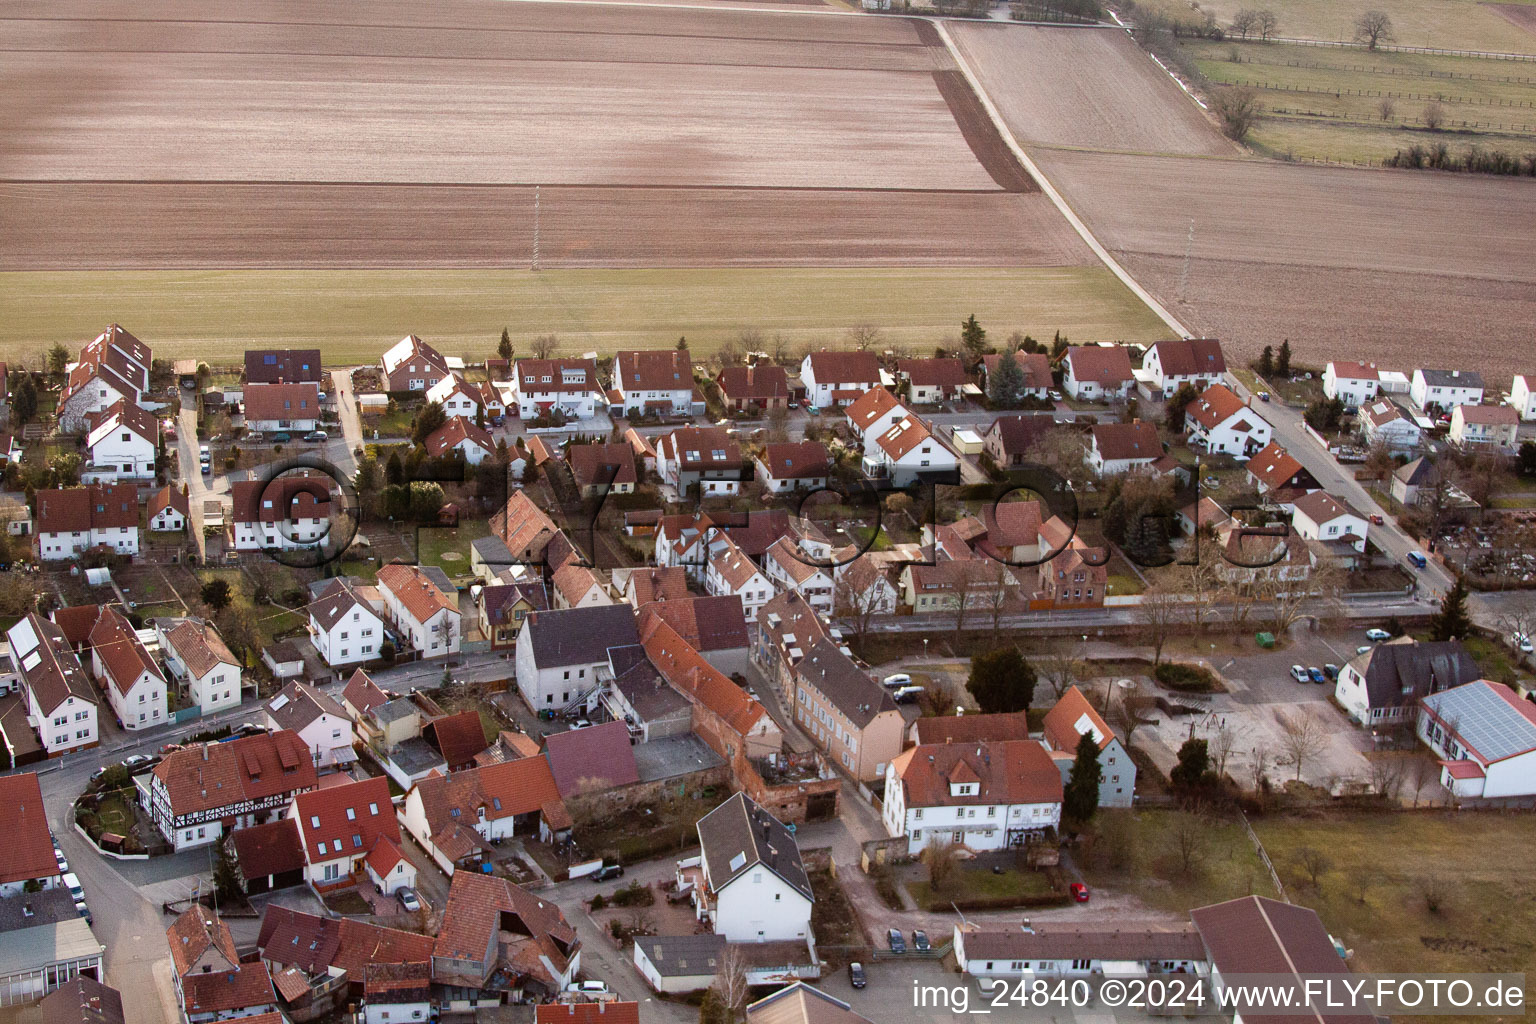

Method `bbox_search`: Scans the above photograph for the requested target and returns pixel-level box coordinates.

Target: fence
[1220,79,1536,113]
[1237,809,1288,902]
[1264,35,1536,62]
[1266,57,1536,85]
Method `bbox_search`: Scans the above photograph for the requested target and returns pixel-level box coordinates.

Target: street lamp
[922,637,929,659]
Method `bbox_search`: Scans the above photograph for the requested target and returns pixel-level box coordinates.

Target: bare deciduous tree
[1377,96,1396,121]
[1210,718,1239,781]
[712,943,752,1023]
[1250,744,1272,795]
[530,333,558,359]
[1278,711,1327,782]
[1294,846,1332,890]
[844,323,884,352]
[1229,9,1257,38]
[1037,651,1085,701]
[921,837,961,892]
[1406,752,1438,808]
[1256,9,1279,40]
[1136,586,1184,666]
[1353,867,1381,905]
[835,567,884,654]
[1211,86,1262,143]
[1417,875,1455,915]
[1422,100,1446,131]
[1167,809,1211,878]
[1353,9,1395,50]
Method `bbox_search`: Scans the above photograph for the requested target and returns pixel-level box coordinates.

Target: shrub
[1154,662,1221,692]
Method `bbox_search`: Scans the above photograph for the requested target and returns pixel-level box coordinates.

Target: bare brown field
[1034,148,1536,380]
[1487,2,1536,36]
[0,183,1091,270]
[949,22,1235,156]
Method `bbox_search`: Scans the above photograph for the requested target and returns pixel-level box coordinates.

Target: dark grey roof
[1347,638,1481,710]
[1417,369,1484,390]
[965,924,1206,963]
[522,604,640,669]
[266,680,346,731]
[471,536,515,565]
[634,934,726,977]
[792,639,897,729]
[696,792,813,903]
[40,977,126,1024]
[612,655,689,722]
[0,886,78,932]
[1394,457,1436,485]
[373,698,420,725]
[418,565,457,594]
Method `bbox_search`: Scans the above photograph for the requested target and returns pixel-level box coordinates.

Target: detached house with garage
[7,613,98,756]
[423,417,497,465]
[983,414,1054,469]
[1246,442,1319,510]
[158,618,242,716]
[656,426,747,495]
[981,351,1053,403]
[1041,686,1134,808]
[756,441,829,494]
[83,400,158,483]
[291,776,402,890]
[567,441,638,496]
[243,382,320,433]
[376,563,461,659]
[800,351,881,408]
[685,793,814,943]
[145,730,318,851]
[716,364,790,413]
[844,386,909,456]
[613,349,701,416]
[896,357,967,405]
[245,349,321,385]
[1184,384,1272,457]
[1290,490,1369,555]
[309,578,386,668]
[425,374,482,420]
[1360,397,1421,454]
[1142,338,1225,398]
[380,335,449,392]
[88,605,167,732]
[863,415,958,486]
[1450,403,1519,448]
[1062,346,1133,401]
[512,358,599,420]
[882,740,1062,855]
[35,484,140,560]
[1324,360,1382,409]
[706,539,776,622]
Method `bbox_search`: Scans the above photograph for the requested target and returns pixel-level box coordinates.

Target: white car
[1365,628,1391,642]
[1289,665,1309,683]
[882,673,912,688]
[1514,633,1534,654]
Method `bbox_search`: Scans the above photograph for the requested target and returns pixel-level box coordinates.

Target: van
[881,673,912,689]
[892,685,926,703]
[198,445,210,463]
[1407,552,1427,569]
[63,873,84,902]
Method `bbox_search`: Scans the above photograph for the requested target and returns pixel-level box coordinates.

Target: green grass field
[0,267,1171,366]
[1189,0,1536,54]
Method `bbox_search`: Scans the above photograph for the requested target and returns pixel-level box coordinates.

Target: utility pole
[532,185,541,272]
[1178,218,1194,303]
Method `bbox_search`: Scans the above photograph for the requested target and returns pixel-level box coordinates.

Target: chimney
[203,742,210,760]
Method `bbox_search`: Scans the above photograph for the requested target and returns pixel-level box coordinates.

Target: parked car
[887,928,906,954]
[304,430,329,442]
[912,930,930,952]
[89,766,108,785]
[593,864,624,882]
[1357,646,1372,655]
[1069,882,1090,903]
[848,962,867,989]
[1256,391,1271,402]
[63,873,84,903]
[235,723,268,736]
[122,754,153,771]
[396,887,423,912]
[570,719,594,731]
[1406,551,1427,569]
[1323,664,1340,680]
[76,901,92,925]
[881,673,912,688]
[54,847,68,873]
[1514,633,1535,654]
[1307,667,1326,684]
[1289,665,1309,683]
[245,430,263,442]
[266,432,290,443]
[1365,628,1392,642]
[1369,514,1384,525]
[567,981,608,996]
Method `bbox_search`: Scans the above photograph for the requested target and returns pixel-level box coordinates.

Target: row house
[1142,338,1225,398]
[755,590,843,703]
[1062,346,1133,401]
[143,730,318,851]
[762,537,834,615]
[1411,368,1484,413]
[35,484,139,560]
[158,617,242,716]
[656,426,747,496]
[229,476,333,552]
[381,335,450,392]
[716,364,790,413]
[489,490,562,564]
[512,358,599,420]
[7,614,98,756]
[82,400,158,483]
[706,538,776,623]
[88,605,167,732]
[800,351,881,408]
[981,350,1052,403]
[245,348,321,385]
[243,382,320,433]
[896,357,967,404]
[1323,360,1381,409]
[375,563,462,659]
[309,577,387,668]
[613,349,701,416]
[57,325,151,433]
[641,617,782,762]
[654,509,793,581]
[635,594,751,677]
[787,639,903,782]
[166,906,278,1024]
[882,740,1063,855]
[1184,384,1272,457]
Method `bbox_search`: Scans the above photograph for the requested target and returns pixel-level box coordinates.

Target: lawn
[94,791,141,837]
[1190,0,1536,55]
[908,863,1058,910]
[416,521,491,575]
[1078,809,1270,916]
[0,267,1172,364]
[365,405,416,439]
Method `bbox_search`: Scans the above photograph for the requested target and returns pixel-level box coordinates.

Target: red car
[1369,514,1384,525]
[1070,883,1090,903]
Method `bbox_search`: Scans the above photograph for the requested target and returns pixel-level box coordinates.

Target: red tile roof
[166,905,239,978]
[537,1004,640,1024]
[844,386,902,431]
[377,563,459,626]
[983,350,1053,390]
[641,617,765,737]
[36,484,138,534]
[412,756,568,842]
[567,442,638,488]
[889,740,1062,809]
[516,358,596,395]
[231,817,306,880]
[804,351,880,385]
[423,417,496,459]
[910,711,1032,745]
[1328,359,1379,382]
[759,441,829,481]
[544,720,639,797]
[364,835,408,879]
[342,669,390,716]
[151,730,318,819]
[615,349,693,392]
[243,382,319,423]
[636,595,749,652]
[489,490,560,560]
[427,710,491,770]
[716,364,788,402]
[51,604,102,649]
[1042,686,1116,754]
[898,357,967,388]
[623,566,689,606]
[1247,442,1306,490]
[87,399,157,445]
[294,776,400,864]
[0,772,59,886]
[88,605,164,696]
[149,485,190,520]
[229,475,332,526]
[1091,421,1161,463]
[1150,338,1226,377]
[433,872,577,976]
[1185,384,1247,429]
[1064,346,1133,385]
[258,905,435,979]
[658,426,744,471]
[182,966,276,1016]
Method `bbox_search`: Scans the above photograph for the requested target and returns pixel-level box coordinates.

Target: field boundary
[1263,34,1536,62]
[933,18,1192,338]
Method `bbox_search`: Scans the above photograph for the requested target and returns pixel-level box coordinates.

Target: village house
[35,484,139,560]
[613,349,701,416]
[166,906,278,1024]
[158,618,242,716]
[655,426,747,496]
[376,563,462,659]
[1411,368,1485,413]
[763,537,835,615]
[755,590,848,701]
[7,614,99,756]
[551,564,613,610]
[756,441,829,494]
[37,977,126,1024]
[1184,384,1272,457]
[82,401,158,483]
[340,669,390,722]
[882,740,1063,855]
[544,719,640,798]
[1289,490,1369,555]
[1418,680,1536,799]
[400,756,570,873]
[682,793,814,943]
[489,490,562,564]
[955,922,1207,981]
[57,325,151,433]
[1087,421,1162,476]
[567,441,638,496]
[430,871,581,1001]
[291,776,402,890]
[799,351,881,408]
[257,907,435,1015]
[1509,374,1536,421]
[512,357,599,420]
[422,417,497,465]
[1062,346,1134,401]
[360,962,432,1024]
[245,349,321,385]
[514,604,640,712]
[980,351,1053,403]
[1334,636,1480,727]
[642,617,783,761]
[1037,516,1108,608]
[425,373,483,420]
[615,566,689,608]
[1323,360,1382,409]
[1141,338,1225,398]
[229,476,332,552]
[900,558,1013,616]
[265,680,356,770]
[705,539,776,623]
[88,605,167,732]
[844,386,909,455]
[716,364,790,413]
[380,335,450,392]
[1041,686,1135,808]
[1449,403,1519,447]
[0,772,65,897]
[863,415,958,486]
[654,509,792,581]
[243,382,320,433]
[635,595,751,677]
[149,485,190,533]
[478,580,548,649]
[144,730,318,852]
[308,577,386,669]
[1392,456,1439,506]
[1245,442,1320,509]
[983,414,1054,469]
[896,357,967,405]
[787,639,903,782]
[833,555,900,617]
[1359,397,1421,454]
[1190,895,1367,1013]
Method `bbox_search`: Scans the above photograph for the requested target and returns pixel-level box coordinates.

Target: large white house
[845,387,911,456]
[35,484,140,560]
[1333,637,1480,727]
[89,605,168,732]
[1411,368,1485,413]
[1449,403,1519,448]
[8,614,99,756]
[1418,680,1536,799]
[158,618,242,716]
[57,325,152,433]
[685,793,814,943]
[290,775,401,889]
[308,577,386,668]
[1323,360,1382,409]
[862,415,958,486]
[514,604,640,712]
[800,350,881,408]
[1359,398,1421,454]
[1087,421,1161,477]
[1062,346,1133,401]
[425,373,482,420]
[83,400,158,483]
[375,564,461,659]
[882,740,1062,855]
[1142,338,1225,398]
[613,349,701,416]
[512,358,599,420]
[705,540,776,623]
[1185,384,1272,458]
[229,476,333,552]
